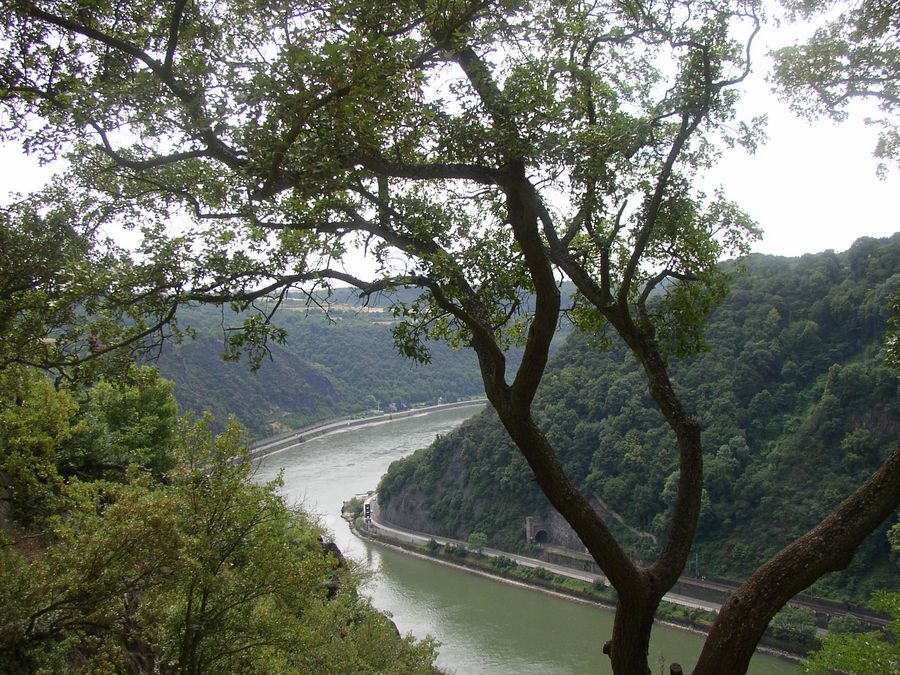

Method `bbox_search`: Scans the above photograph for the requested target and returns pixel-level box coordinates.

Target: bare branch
[88,119,210,170]
[164,0,190,73]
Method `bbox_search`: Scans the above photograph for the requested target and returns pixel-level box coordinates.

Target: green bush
[767,606,819,648]
[491,556,517,571]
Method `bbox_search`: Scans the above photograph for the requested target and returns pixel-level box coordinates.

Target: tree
[801,591,900,674]
[467,531,488,553]
[1,2,898,673]
[0,194,189,382]
[0,410,439,673]
[800,523,900,674]
[0,364,76,524]
[766,606,818,648]
[771,0,900,176]
[1,363,179,524]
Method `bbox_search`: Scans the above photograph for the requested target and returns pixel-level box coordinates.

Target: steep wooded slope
[155,295,485,437]
[378,235,900,602]
[156,285,571,438]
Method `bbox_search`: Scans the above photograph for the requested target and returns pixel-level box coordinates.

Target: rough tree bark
[693,443,900,674]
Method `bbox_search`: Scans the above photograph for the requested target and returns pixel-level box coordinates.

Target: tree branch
[18,3,245,169]
[618,109,703,307]
[695,443,900,675]
[344,152,506,185]
[164,0,189,73]
[88,120,210,170]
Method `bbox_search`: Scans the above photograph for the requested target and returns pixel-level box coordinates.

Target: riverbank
[345,498,807,665]
[254,404,797,672]
[248,399,487,462]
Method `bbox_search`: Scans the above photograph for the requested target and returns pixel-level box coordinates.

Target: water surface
[255,407,796,674]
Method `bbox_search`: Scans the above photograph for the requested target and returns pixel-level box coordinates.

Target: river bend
[254,406,796,674]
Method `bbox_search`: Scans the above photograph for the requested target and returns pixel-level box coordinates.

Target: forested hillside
[156,284,573,438]
[0,367,438,672]
[379,235,900,603]
[155,292,486,437]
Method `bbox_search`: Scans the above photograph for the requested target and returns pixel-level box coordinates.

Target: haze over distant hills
[155,284,577,438]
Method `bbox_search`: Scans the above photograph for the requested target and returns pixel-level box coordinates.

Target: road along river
[253,405,797,674]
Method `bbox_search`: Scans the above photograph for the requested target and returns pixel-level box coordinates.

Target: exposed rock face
[527,497,657,555]
[320,537,347,567]
[318,537,347,600]
[379,489,449,538]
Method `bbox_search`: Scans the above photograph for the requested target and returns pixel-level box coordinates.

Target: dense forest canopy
[379,236,900,601]
[0,365,439,672]
[1,0,898,673]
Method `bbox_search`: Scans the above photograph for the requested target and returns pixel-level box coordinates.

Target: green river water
[254,406,797,675]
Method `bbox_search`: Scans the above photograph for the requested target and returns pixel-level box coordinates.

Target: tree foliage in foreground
[0,196,187,380]
[772,0,900,176]
[801,523,900,674]
[0,367,438,673]
[801,591,900,674]
[2,1,898,673]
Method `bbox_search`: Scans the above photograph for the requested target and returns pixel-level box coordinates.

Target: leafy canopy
[0,0,762,371]
[772,0,900,176]
[0,367,439,673]
[800,522,900,674]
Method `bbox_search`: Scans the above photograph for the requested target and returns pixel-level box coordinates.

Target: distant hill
[156,283,575,438]
[155,296,483,437]
[377,235,900,603]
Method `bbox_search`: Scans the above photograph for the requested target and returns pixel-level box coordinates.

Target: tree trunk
[608,589,661,675]
[693,443,900,674]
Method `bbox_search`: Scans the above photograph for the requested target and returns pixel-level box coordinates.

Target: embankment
[249,399,487,461]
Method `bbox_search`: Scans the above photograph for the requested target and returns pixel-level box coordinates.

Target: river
[254,406,797,674]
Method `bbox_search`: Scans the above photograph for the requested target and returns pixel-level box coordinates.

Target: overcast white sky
[1,11,896,263]
[710,44,898,258]
[710,4,898,258]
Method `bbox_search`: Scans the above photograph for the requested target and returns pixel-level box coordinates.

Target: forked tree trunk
[489,396,681,675]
